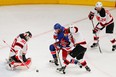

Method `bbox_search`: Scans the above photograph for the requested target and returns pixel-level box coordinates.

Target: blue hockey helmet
[54,23,62,30]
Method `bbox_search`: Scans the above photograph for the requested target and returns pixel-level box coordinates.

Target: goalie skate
[5,59,10,64]
[8,63,16,70]
[5,59,13,70]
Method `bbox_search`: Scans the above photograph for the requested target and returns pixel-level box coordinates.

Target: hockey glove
[93,29,97,34]
[60,38,70,47]
[88,11,94,20]
[53,32,58,40]
[93,27,100,34]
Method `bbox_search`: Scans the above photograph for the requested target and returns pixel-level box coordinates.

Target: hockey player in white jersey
[57,25,91,73]
[88,2,116,51]
[8,31,32,70]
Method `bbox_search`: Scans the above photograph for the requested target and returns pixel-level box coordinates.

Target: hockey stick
[56,49,66,74]
[3,40,29,69]
[91,20,102,53]
[56,50,62,66]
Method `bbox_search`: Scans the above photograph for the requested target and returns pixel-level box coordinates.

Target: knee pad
[49,44,57,58]
[49,44,55,51]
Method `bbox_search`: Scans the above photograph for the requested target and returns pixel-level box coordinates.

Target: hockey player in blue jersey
[49,23,70,66]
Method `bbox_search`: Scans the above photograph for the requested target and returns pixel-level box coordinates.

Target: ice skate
[85,66,91,72]
[77,62,82,68]
[57,66,66,74]
[91,43,98,48]
[112,45,116,51]
[8,63,15,70]
[49,58,59,66]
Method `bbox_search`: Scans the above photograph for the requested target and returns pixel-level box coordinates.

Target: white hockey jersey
[9,35,28,59]
[91,8,113,28]
[68,31,87,48]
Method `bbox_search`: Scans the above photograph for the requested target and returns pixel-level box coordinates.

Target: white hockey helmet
[95,2,103,8]
[69,26,78,33]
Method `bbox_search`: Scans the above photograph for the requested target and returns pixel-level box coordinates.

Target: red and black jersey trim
[100,18,113,26]
[10,48,17,53]
[76,41,87,45]
[15,42,24,48]
[10,42,24,53]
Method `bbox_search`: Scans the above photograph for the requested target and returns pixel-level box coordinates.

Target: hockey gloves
[88,11,94,20]
[93,29,97,34]
[53,32,58,40]
[93,26,100,34]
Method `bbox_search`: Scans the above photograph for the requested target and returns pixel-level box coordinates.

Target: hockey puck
[63,71,66,74]
[36,69,39,72]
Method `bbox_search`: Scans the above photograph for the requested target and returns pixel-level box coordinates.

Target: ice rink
[0,5,116,77]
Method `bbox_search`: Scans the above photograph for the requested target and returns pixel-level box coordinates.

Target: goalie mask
[24,31,32,41]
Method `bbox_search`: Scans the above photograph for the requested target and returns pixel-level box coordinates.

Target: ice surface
[0,5,116,77]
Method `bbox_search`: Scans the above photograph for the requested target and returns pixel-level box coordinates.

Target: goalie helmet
[24,31,32,41]
[95,2,103,8]
[25,31,32,38]
[69,26,78,33]
[19,31,32,41]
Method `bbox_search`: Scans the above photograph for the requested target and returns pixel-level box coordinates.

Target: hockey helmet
[95,2,103,8]
[23,31,32,41]
[54,23,62,30]
[25,31,32,38]
[69,26,78,33]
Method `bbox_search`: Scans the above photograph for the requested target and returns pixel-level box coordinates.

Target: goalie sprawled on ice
[7,31,32,70]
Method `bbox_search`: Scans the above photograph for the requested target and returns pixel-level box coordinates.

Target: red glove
[93,27,100,34]
[60,38,70,47]
[53,42,61,51]
[88,11,94,20]
[53,33,58,39]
